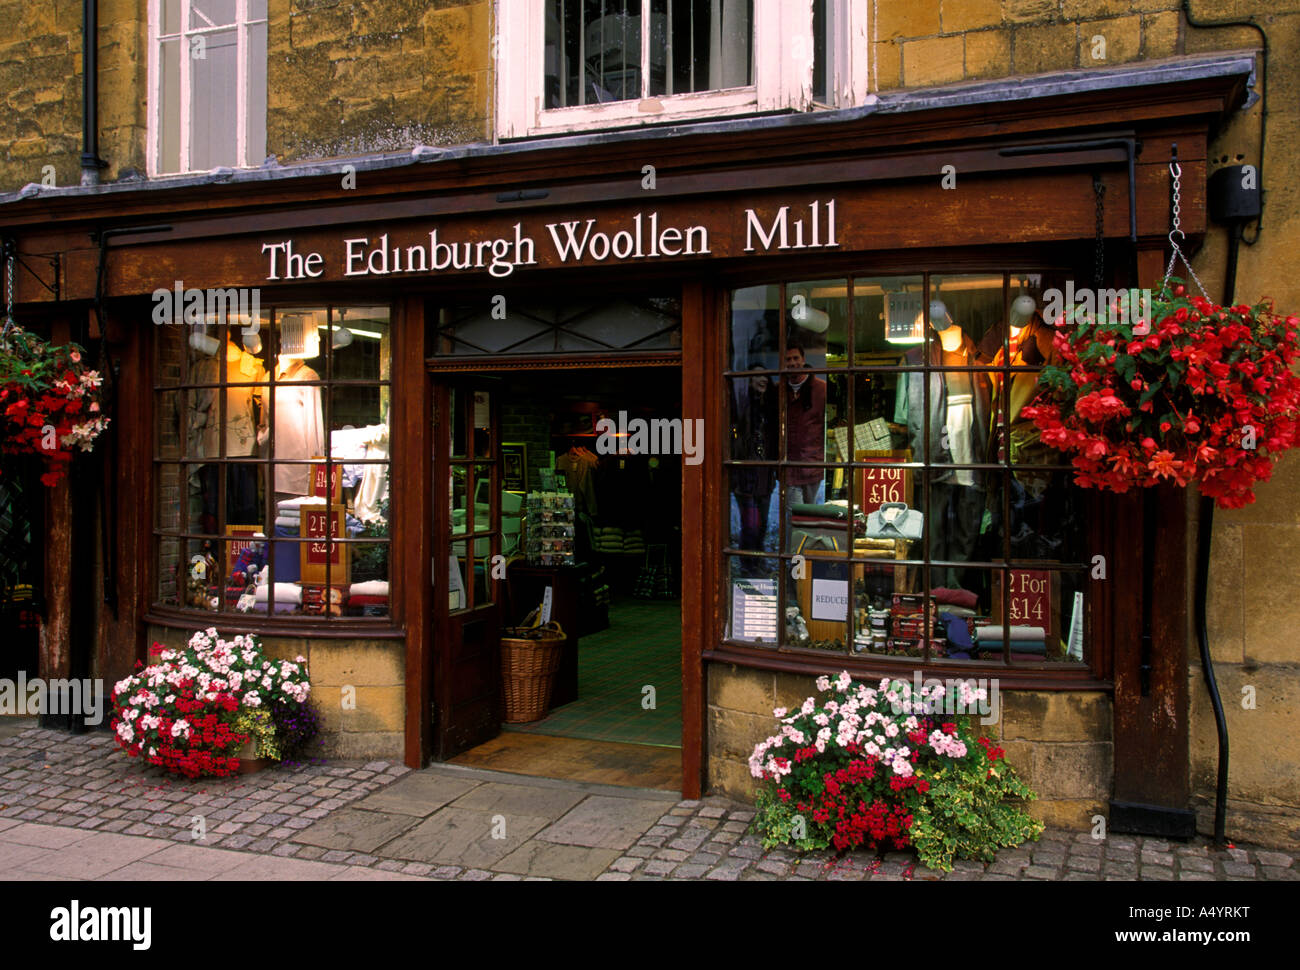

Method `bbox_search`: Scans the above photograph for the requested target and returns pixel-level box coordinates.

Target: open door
[431,379,503,760]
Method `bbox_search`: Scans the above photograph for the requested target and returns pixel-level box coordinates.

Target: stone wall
[147,626,405,761]
[706,663,1110,829]
[0,0,147,192]
[0,0,492,193]
[265,0,492,162]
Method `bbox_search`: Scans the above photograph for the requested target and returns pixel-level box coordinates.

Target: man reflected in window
[783,339,826,551]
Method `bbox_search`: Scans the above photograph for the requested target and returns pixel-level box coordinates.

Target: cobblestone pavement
[1,727,1296,881]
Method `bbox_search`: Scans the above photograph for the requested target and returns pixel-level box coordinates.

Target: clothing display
[892,330,991,478]
[329,422,390,524]
[865,503,924,541]
[272,357,325,496]
[556,447,599,516]
[892,326,991,589]
[187,340,267,460]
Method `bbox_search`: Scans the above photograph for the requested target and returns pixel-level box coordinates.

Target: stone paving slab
[494,839,622,880]
[293,808,422,853]
[379,808,552,868]
[536,795,673,850]
[450,781,587,819]
[350,773,481,817]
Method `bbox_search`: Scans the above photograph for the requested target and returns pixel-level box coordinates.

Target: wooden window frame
[147,0,269,175]
[147,303,395,629]
[496,0,872,139]
[709,267,1117,689]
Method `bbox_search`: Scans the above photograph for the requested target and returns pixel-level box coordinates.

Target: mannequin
[982,294,1073,560]
[188,338,267,531]
[893,300,991,589]
[272,354,325,497]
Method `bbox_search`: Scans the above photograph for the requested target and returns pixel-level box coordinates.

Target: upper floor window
[497,0,870,138]
[149,0,268,174]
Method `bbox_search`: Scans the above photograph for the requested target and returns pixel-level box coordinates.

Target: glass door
[431,379,503,759]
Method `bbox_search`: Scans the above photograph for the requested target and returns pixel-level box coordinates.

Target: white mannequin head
[1010,295,1037,332]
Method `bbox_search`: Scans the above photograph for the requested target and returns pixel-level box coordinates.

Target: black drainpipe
[80,0,106,185]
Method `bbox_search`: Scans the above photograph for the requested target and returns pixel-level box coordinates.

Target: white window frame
[496,0,871,139]
[147,0,268,175]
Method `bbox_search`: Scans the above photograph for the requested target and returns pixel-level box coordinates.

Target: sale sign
[855,449,911,516]
[993,568,1058,643]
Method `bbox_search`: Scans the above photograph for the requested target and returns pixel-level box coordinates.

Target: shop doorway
[430,366,684,791]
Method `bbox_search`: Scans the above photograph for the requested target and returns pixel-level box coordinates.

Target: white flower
[242,690,262,708]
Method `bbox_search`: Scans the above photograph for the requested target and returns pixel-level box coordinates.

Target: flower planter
[234,740,273,775]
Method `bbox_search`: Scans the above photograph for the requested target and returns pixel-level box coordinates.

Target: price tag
[540,585,553,625]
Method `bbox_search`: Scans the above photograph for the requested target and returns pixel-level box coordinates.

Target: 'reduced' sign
[260,200,838,281]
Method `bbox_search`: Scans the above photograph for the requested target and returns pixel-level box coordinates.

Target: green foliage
[233,708,281,761]
[909,757,1044,872]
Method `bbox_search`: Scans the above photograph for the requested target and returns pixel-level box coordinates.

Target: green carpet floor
[506,597,682,748]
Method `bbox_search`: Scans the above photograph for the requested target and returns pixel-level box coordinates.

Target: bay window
[724,272,1093,667]
[154,306,392,620]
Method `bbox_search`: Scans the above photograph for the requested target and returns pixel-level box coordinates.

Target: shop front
[1,54,1250,821]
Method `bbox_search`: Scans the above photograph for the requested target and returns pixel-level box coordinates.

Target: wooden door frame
[421,348,701,797]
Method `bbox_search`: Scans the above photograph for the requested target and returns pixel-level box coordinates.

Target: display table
[505,563,580,708]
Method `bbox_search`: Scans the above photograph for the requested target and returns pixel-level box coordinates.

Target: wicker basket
[500,621,566,723]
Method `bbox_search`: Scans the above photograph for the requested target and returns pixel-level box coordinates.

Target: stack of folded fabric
[347,580,390,617]
[593,526,627,553]
[246,583,302,614]
[623,529,645,555]
[853,536,899,558]
[791,502,866,548]
[973,624,1047,658]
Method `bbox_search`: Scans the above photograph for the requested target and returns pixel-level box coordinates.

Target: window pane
[191,0,237,29]
[812,0,829,103]
[246,19,267,164]
[729,284,779,370]
[181,538,223,612]
[666,0,752,95]
[919,468,982,594]
[159,37,181,173]
[788,278,848,365]
[162,0,182,35]
[331,306,390,382]
[158,536,183,605]
[854,276,925,356]
[348,543,390,617]
[726,556,779,646]
[190,28,238,169]
[436,295,680,357]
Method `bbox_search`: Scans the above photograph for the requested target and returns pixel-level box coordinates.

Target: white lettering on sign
[743,200,838,253]
[262,199,839,282]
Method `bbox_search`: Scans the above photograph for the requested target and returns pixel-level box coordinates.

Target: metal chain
[3,254,14,338]
[1163,160,1210,298]
[1093,175,1106,289]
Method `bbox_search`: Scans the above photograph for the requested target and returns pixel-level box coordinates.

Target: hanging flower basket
[0,325,110,486]
[1022,281,1300,510]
